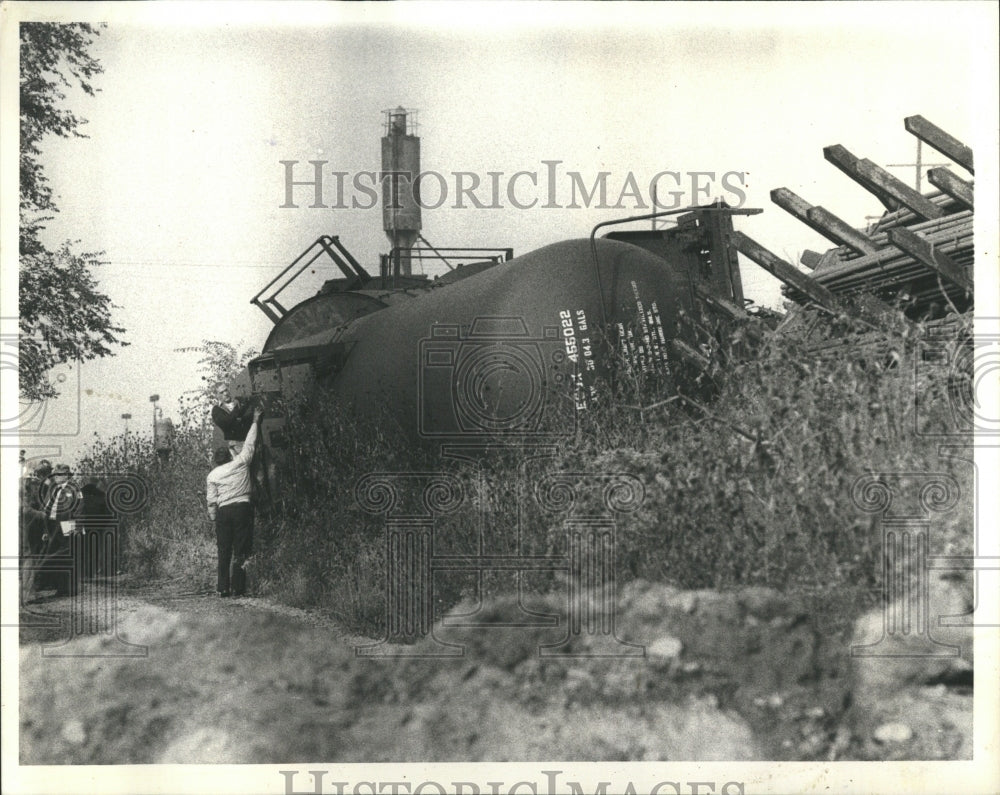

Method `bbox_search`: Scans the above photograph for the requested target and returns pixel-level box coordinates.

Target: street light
[121,412,132,433]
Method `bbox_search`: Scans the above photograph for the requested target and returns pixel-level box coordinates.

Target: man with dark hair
[211,385,255,443]
[207,406,263,597]
[35,464,81,597]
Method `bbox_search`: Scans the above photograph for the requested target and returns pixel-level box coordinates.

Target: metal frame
[251,235,370,324]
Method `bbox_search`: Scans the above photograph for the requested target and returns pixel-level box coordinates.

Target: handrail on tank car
[251,235,370,324]
[588,203,762,327]
[383,245,514,278]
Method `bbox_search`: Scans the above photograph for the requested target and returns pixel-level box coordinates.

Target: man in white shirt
[207,406,263,597]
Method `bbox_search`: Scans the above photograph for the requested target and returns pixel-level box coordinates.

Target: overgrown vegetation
[78,313,974,637]
[73,341,256,591]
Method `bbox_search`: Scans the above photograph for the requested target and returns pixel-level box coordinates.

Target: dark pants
[216,502,253,595]
[23,514,47,556]
[34,528,81,596]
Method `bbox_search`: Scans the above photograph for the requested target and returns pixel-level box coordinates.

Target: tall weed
[73,314,973,639]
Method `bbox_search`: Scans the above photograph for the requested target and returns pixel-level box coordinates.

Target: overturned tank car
[224,113,975,491]
[237,203,758,470]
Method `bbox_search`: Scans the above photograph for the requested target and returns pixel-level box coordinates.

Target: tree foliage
[19,242,127,400]
[19,22,126,402]
[175,340,259,435]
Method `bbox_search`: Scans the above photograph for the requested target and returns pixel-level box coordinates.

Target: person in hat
[35,464,82,597]
[19,460,50,601]
[207,406,263,597]
[78,476,115,578]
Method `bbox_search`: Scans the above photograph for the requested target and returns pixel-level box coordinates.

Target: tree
[19,22,126,402]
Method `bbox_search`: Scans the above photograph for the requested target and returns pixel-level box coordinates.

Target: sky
[2,1,997,466]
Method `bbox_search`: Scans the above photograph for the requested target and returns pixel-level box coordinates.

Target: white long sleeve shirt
[206,421,258,517]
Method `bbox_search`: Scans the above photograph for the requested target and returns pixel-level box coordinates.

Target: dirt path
[18,575,370,650]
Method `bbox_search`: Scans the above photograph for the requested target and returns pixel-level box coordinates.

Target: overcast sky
[2,1,997,465]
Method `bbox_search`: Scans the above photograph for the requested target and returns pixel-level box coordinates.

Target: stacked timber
[732,115,975,322]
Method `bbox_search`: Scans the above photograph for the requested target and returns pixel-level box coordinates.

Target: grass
[74,308,975,639]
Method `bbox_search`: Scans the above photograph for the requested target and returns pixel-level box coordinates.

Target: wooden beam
[807,207,881,255]
[854,158,945,220]
[814,248,846,274]
[771,188,880,255]
[671,338,712,370]
[800,250,823,270]
[886,227,974,293]
[734,234,905,324]
[731,231,840,309]
[926,167,974,210]
[904,115,974,174]
[825,143,947,220]
[694,285,746,320]
[824,145,899,212]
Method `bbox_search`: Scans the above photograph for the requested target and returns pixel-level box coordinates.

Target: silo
[381,107,422,276]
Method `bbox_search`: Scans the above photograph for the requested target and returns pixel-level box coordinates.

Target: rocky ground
[19,572,974,764]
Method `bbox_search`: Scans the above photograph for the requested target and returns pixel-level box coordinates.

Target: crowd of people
[17,391,265,604]
[18,453,115,600]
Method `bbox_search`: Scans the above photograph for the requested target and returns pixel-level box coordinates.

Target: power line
[94,262,345,272]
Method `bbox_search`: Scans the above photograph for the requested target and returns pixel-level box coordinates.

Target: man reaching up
[207,406,263,597]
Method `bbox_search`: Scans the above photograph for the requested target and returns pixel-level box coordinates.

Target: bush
[70,341,255,589]
[72,312,973,642]
[74,421,217,588]
[250,309,973,638]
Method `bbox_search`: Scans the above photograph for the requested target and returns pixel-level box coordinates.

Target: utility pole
[886,140,949,192]
[149,394,160,448]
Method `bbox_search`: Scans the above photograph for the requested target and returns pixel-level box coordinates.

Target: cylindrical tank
[381,107,421,276]
[250,237,702,447]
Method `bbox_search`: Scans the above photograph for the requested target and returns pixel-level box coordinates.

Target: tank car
[228,204,756,477]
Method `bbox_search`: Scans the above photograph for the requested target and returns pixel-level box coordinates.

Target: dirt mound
[848,571,974,759]
[20,578,972,763]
